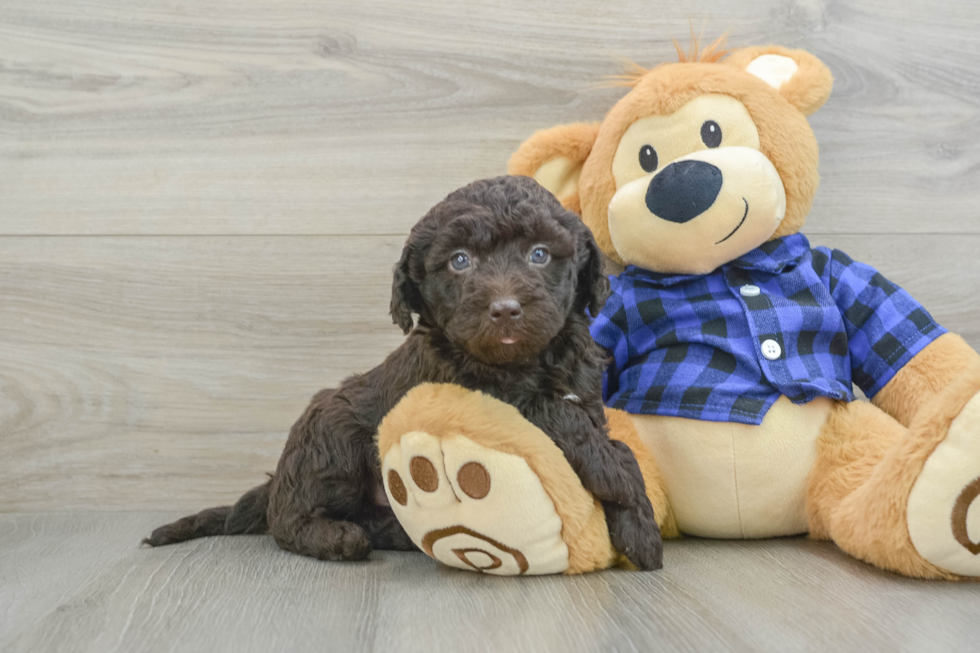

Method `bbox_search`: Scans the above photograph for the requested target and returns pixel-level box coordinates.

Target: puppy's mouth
[447,297,563,366]
[464,323,549,365]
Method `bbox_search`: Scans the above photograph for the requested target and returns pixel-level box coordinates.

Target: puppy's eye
[701,120,722,148]
[528,246,550,266]
[639,145,658,173]
[449,251,471,272]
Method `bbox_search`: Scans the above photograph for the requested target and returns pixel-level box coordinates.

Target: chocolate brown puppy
[145,176,663,570]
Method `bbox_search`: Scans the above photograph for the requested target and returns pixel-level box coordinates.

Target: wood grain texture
[1,0,979,235]
[1,513,978,653]
[0,235,406,511]
[1,0,979,513]
[0,234,977,511]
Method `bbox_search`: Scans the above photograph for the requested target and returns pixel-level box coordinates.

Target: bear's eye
[701,120,722,148]
[449,251,471,272]
[639,145,658,173]
[528,246,550,266]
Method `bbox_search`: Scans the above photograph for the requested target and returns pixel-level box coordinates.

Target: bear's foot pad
[382,430,570,575]
[908,392,980,577]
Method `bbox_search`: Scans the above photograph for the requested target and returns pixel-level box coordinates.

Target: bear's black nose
[645,160,723,224]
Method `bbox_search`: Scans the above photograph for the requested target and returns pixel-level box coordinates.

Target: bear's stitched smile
[715,198,749,245]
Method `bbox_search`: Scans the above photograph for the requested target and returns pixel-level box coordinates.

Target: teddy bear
[378,39,980,579]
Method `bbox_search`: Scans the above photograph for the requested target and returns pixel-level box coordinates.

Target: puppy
[145,176,663,570]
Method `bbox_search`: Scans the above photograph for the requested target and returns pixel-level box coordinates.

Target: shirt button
[761,339,782,360]
[740,284,761,297]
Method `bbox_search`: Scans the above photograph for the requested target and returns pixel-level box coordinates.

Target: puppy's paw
[382,431,570,575]
[275,518,373,562]
[606,501,663,571]
[316,521,373,562]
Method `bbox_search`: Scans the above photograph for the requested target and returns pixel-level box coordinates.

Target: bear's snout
[645,160,723,223]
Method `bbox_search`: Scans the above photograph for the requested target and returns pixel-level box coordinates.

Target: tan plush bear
[379,40,980,578]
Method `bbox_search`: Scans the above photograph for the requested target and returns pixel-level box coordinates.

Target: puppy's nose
[489,298,522,322]
[645,160,723,224]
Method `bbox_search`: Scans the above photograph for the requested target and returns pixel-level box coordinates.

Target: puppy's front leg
[533,405,663,570]
[584,439,663,571]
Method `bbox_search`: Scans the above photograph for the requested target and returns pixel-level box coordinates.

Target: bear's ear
[507,122,600,213]
[725,46,833,116]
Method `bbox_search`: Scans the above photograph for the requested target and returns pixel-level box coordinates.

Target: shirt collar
[730,233,811,274]
[621,233,812,287]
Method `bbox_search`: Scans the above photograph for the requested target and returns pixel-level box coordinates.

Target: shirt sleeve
[589,275,629,403]
[813,247,947,398]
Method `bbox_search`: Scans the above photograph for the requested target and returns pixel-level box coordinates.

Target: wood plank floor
[2,513,978,653]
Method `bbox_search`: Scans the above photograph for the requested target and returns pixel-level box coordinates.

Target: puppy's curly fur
[145,176,663,570]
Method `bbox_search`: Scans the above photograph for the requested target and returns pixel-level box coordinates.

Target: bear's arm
[817,247,948,409]
[873,331,980,427]
[589,275,629,403]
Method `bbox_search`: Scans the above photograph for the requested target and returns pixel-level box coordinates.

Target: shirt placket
[724,266,790,392]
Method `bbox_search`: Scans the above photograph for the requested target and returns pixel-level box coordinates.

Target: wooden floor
[3,0,980,650]
[1,512,978,653]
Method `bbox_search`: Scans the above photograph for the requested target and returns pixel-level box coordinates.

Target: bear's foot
[382,430,569,575]
[907,391,980,577]
[377,384,619,575]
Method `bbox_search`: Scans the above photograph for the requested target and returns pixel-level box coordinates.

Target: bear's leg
[807,369,980,579]
[377,384,616,574]
[376,385,675,574]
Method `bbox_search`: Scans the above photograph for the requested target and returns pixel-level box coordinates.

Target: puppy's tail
[142,479,271,547]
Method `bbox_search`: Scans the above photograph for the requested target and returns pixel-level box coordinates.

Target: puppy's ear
[390,241,423,334]
[574,222,610,317]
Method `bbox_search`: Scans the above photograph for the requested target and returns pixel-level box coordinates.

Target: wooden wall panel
[1,0,979,510]
[1,0,978,235]
[0,235,976,511]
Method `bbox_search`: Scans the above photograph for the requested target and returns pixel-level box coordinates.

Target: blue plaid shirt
[590,234,946,425]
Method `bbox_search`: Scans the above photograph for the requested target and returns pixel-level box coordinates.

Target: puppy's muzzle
[645,160,723,224]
